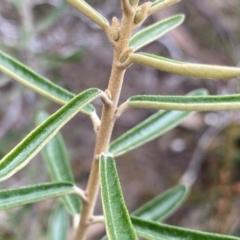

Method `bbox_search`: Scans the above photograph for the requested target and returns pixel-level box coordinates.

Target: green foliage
[129,14,185,51]
[110,89,207,156]
[0,88,101,181]
[0,50,95,115]
[118,92,240,112]
[133,184,189,221]
[100,154,137,240]
[67,0,109,29]
[129,52,240,79]
[0,0,240,240]
[36,111,81,215]
[0,182,76,210]
[131,217,240,240]
[49,203,69,240]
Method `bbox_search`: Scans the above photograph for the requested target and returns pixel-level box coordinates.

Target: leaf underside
[128,93,240,111]
[129,52,240,79]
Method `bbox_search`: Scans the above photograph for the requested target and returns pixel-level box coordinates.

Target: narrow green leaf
[0,50,94,115]
[109,89,207,157]
[131,216,240,240]
[149,0,181,15]
[129,52,240,79]
[0,88,102,181]
[36,111,81,215]
[101,185,189,240]
[127,93,240,111]
[133,184,189,222]
[100,154,137,240]
[130,14,184,51]
[49,203,69,240]
[67,0,109,30]
[0,182,76,210]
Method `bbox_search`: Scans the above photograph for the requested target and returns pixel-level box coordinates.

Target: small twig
[90,112,101,134]
[74,186,88,203]
[117,57,133,70]
[115,101,129,118]
[73,215,81,230]
[89,215,105,224]
[100,91,113,106]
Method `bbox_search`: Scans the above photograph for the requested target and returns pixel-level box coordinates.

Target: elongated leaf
[133,184,189,221]
[100,154,137,240]
[110,89,207,157]
[125,93,240,111]
[101,185,189,240]
[0,50,94,115]
[67,0,109,30]
[149,0,181,15]
[36,111,81,215]
[0,182,76,210]
[49,203,69,240]
[129,52,240,79]
[130,14,184,51]
[0,88,102,182]
[131,216,240,240]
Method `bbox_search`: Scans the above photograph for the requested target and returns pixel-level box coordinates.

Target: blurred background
[0,0,240,239]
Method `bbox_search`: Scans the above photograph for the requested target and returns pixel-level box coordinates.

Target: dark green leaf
[100,154,137,240]
[127,93,240,111]
[36,111,81,215]
[133,185,189,221]
[0,88,101,181]
[0,182,76,210]
[0,50,94,115]
[131,216,240,240]
[109,89,207,157]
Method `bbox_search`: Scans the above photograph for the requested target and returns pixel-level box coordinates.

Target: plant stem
[74,9,135,240]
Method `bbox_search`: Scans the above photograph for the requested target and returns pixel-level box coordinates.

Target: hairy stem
[74,9,136,240]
